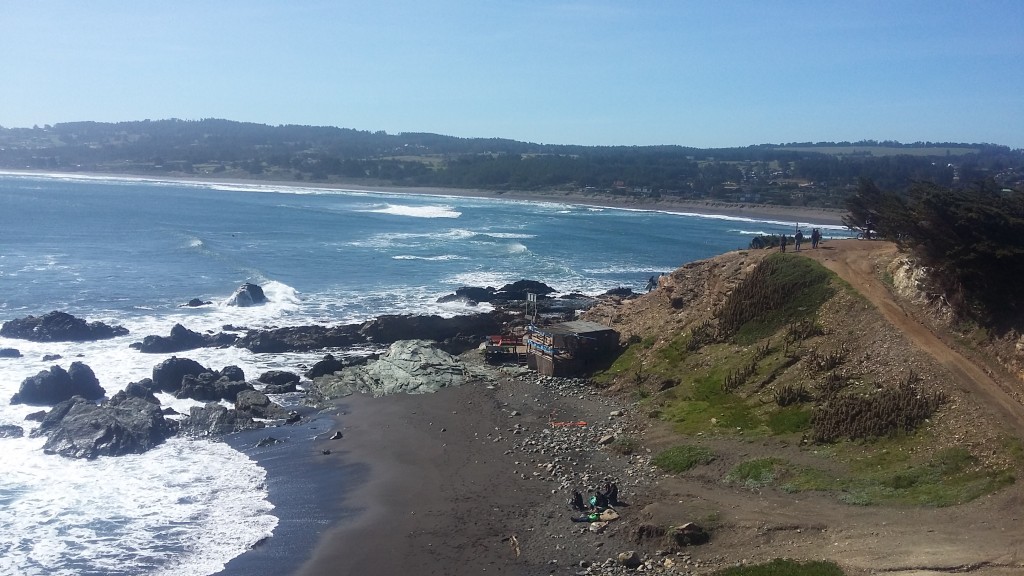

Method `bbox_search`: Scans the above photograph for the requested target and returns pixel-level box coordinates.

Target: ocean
[0,172,850,575]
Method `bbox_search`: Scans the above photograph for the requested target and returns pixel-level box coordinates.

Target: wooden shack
[524,320,619,377]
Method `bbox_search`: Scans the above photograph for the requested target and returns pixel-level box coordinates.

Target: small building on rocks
[524,320,619,377]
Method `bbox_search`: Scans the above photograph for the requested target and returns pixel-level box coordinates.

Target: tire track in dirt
[804,239,1024,438]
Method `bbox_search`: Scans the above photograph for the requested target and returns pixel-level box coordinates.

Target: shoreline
[0,168,847,227]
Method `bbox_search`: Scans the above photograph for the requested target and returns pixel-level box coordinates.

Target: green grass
[767,405,812,434]
[652,445,715,473]
[727,442,1016,507]
[727,458,784,488]
[713,558,847,576]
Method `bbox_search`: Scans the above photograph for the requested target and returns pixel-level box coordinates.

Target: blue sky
[2,1,1022,148]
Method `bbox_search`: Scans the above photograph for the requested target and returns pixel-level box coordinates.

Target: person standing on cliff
[811,228,821,249]
[794,230,804,251]
[779,234,787,253]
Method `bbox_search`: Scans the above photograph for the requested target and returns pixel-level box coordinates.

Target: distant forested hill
[1,119,1021,209]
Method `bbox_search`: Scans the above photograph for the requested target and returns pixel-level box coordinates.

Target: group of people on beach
[569,481,620,521]
[779,227,821,253]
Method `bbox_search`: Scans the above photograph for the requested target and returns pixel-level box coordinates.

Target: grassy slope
[593,252,1020,508]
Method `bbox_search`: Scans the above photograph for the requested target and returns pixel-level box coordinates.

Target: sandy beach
[289,369,637,576]
[2,169,848,227]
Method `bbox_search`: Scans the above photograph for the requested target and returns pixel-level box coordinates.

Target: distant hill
[1,119,1021,209]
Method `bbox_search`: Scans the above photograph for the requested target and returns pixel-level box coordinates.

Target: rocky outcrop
[436,280,557,304]
[108,379,161,406]
[226,283,267,307]
[0,311,129,342]
[0,424,25,438]
[359,313,500,344]
[236,313,500,353]
[11,362,106,405]
[236,324,364,353]
[178,403,264,437]
[258,370,300,393]
[305,354,349,379]
[0,348,21,358]
[130,323,238,353]
[35,396,176,459]
[151,357,209,393]
[176,371,252,403]
[311,339,487,398]
[183,298,212,307]
[235,389,290,420]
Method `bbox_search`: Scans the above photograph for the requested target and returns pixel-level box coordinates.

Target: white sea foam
[392,254,468,261]
[0,437,275,576]
[357,203,461,218]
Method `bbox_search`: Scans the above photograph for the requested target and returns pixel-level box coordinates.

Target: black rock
[236,324,363,353]
[152,357,209,393]
[0,348,21,358]
[358,313,501,345]
[235,389,289,420]
[219,365,246,382]
[109,380,161,406]
[305,354,347,379]
[11,362,106,405]
[262,382,299,394]
[227,283,267,307]
[0,424,25,438]
[37,396,175,459]
[178,403,264,437]
[0,311,129,342]
[258,369,300,392]
[25,410,47,422]
[184,298,213,307]
[41,354,62,361]
[131,323,239,353]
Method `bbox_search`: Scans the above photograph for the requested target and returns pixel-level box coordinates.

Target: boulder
[226,283,267,307]
[0,311,128,342]
[37,396,175,459]
[131,323,238,353]
[258,370,300,388]
[178,403,264,437]
[108,380,161,406]
[11,362,106,405]
[235,389,290,420]
[306,354,347,379]
[151,357,208,393]
[25,410,47,422]
[42,354,62,361]
[311,340,483,398]
[262,382,298,394]
[175,373,253,403]
[0,424,25,438]
[183,298,212,307]
[0,348,21,358]
[493,279,556,301]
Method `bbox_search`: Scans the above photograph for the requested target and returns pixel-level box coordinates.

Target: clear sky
[2,1,1022,148]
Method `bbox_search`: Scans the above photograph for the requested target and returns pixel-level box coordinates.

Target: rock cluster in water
[0,311,128,342]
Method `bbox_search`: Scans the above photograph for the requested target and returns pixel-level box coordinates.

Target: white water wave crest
[392,254,468,261]
[0,437,276,576]
[357,203,461,218]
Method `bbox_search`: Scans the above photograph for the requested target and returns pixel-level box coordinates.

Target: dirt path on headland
[630,240,1024,575]
[803,240,1024,438]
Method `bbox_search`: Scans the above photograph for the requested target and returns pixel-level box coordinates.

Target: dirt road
[804,240,1024,438]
